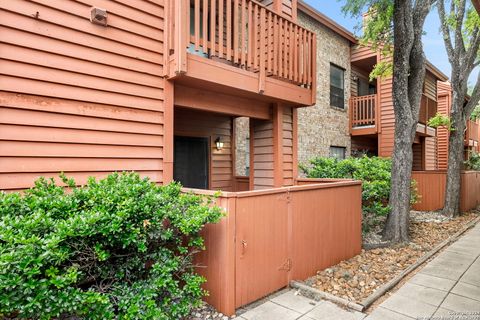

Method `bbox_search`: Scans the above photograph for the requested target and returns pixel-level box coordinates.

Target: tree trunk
[437,0,480,217]
[382,0,431,243]
[383,119,417,242]
[443,95,467,216]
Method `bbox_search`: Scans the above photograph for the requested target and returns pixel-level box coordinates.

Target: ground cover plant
[0,172,222,320]
[301,156,418,231]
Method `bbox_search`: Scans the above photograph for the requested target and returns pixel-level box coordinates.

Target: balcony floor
[169,54,314,107]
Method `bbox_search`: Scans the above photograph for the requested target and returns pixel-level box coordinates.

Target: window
[330,64,345,109]
[330,146,346,160]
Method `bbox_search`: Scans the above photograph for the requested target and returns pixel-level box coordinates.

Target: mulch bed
[304,210,479,304]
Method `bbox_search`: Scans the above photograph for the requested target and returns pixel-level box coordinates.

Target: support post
[174,0,188,75]
[163,80,174,183]
[273,103,284,187]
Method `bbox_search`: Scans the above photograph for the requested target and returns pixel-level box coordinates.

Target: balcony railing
[167,0,316,91]
[350,94,377,128]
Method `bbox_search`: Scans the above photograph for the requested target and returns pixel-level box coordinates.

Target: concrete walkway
[234,223,480,320]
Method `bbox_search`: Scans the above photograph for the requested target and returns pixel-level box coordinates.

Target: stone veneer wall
[235,117,250,176]
[296,11,352,168]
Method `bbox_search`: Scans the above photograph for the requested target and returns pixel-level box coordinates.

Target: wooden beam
[249,120,255,191]
[174,85,271,119]
[175,0,188,74]
[182,54,313,106]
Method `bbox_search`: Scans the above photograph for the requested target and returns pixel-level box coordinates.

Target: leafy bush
[427,113,453,131]
[301,156,418,231]
[465,151,480,171]
[0,172,223,320]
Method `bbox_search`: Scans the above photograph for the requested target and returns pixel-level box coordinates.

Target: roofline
[297,0,357,44]
[426,61,449,81]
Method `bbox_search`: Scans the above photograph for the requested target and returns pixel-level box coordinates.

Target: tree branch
[437,0,456,63]
[465,71,480,116]
[454,0,467,55]
[465,26,480,75]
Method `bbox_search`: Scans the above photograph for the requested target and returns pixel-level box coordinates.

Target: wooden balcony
[165,0,316,106]
[349,94,378,135]
[466,120,480,148]
[349,93,438,137]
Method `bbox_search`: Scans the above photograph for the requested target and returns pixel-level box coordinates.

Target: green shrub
[465,151,480,171]
[301,156,418,231]
[0,172,223,320]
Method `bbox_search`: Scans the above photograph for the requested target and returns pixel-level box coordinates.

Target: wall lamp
[215,137,224,151]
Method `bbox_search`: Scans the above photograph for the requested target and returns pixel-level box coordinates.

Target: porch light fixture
[215,137,224,151]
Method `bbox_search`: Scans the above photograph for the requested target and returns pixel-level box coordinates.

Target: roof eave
[426,61,449,82]
[297,0,357,44]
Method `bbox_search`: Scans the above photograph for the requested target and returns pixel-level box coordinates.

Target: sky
[304,1,479,83]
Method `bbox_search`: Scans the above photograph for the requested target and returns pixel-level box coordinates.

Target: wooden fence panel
[411,171,447,211]
[191,179,362,316]
[412,171,480,212]
[460,171,480,212]
[290,183,362,281]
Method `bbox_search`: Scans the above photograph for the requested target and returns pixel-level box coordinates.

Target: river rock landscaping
[304,210,479,304]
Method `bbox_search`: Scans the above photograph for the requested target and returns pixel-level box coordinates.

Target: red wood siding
[251,119,275,189]
[425,137,437,170]
[351,45,376,62]
[412,143,423,171]
[0,0,165,190]
[378,76,395,157]
[424,71,438,101]
[174,108,234,191]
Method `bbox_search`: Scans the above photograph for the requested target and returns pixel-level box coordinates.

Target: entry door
[174,136,209,189]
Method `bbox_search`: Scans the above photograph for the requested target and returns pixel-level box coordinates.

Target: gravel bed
[188,303,233,320]
[189,210,478,318]
[306,210,479,304]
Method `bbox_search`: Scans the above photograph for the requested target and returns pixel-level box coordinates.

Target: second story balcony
[349,93,437,137]
[349,94,378,135]
[164,0,316,106]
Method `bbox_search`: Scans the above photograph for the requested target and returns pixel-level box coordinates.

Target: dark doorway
[174,136,209,189]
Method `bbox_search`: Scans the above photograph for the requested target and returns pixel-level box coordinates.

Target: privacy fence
[188,178,362,316]
[412,171,480,212]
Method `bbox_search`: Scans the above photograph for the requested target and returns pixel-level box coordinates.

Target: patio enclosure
[190,178,362,315]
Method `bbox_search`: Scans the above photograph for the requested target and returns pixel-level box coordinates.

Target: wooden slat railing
[350,94,377,127]
[170,0,316,90]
